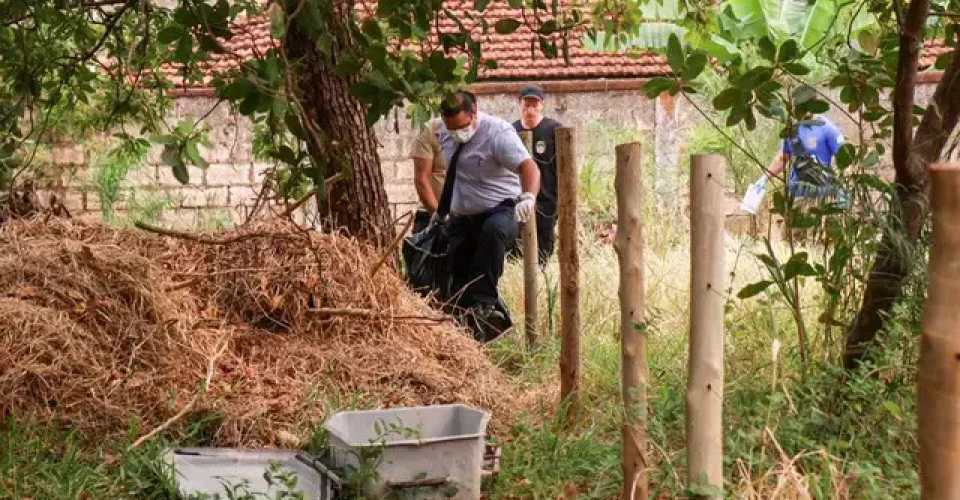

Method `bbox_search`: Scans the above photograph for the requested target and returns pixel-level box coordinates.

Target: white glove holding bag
[515,192,536,223]
[740,176,768,215]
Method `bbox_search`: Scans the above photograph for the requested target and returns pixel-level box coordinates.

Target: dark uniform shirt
[513,117,562,217]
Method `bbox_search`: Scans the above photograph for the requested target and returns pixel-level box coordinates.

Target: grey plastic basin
[166,447,341,499]
[324,404,490,499]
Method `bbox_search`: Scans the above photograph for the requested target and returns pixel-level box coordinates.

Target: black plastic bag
[402,222,450,296]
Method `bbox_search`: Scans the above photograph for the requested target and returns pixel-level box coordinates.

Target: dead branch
[127,337,229,451]
[370,211,415,277]
[134,221,272,245]
[308,307,447,323]
[281,186,321,218]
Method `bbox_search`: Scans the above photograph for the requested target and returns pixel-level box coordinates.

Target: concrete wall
[39,78,945,232]
[43,97,270,229]
[379,87,662,218]
[42,85,679,229]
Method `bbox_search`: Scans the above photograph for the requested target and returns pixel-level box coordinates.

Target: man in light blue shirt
[435,90,540,341]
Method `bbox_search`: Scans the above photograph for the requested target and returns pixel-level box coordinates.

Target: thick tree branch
[891,0,931,186]
[846,42,960,368]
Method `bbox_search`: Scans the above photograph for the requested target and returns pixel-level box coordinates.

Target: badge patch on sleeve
[535,140,546,154]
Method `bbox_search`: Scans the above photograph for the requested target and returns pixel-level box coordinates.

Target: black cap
[519,84,545,101]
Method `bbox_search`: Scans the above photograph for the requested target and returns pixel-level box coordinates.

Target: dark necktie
[436,144,464,218]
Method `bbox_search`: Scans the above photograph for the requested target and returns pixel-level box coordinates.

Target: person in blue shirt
[766,114,845,194]
[765,114,846,241]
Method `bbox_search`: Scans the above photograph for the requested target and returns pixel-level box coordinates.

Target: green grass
[485,166,921,498]
[2,166,923,499]
[0,420,178,500]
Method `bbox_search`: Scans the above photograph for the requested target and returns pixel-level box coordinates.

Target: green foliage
[0,418,179,499]
[578,157,616,221]
[185,461,308,500]
[495,234,924,498]
[193,210,236,232]
[682,108,783,193]
[597,0,955,373]
[91,136,151,218]
[0,0,593,215]
[153,120,213,185]
[121,193,176,228]
[486,410,621,498]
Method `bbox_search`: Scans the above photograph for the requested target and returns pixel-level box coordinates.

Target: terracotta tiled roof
[163,2,668,89]
[428,1,670,80]
[921,38,953,69]
[162,4,952,90]
[161,16,274,89]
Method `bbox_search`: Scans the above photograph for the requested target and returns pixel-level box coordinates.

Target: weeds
[3,131,927,500]
[492,197,921,498]
[121,192,176,227]
[486,407,621,499]
[91,138,151,220]
[0,419,177,500]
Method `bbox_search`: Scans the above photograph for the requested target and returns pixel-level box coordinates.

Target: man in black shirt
[513,84,562,267]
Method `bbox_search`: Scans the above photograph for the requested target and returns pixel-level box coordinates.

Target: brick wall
[378,87,660,220]
[40,79,944,232]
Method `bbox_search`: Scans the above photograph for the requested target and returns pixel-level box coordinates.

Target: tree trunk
[844,37,960,368]
[919,162,960,499]
[519,130,540,348]
[284,0,393,248]
[615,142,648,500]
[557,126,581,423]
[687,154,726,498]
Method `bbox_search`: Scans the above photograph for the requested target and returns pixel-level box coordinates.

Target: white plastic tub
[324,404,490,499]
[166,447,341,499]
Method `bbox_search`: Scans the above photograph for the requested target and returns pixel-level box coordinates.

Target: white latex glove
[740,177,768,215]
[515,192,536,223]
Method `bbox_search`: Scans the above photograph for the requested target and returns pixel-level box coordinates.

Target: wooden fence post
[556,126,580,420]
[519,130,539,349]
[615,142,648,499]
[919,162,960,499]
[687,154,725,498]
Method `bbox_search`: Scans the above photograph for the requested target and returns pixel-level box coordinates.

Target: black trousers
[447,201,518,307]
[535,209,558,266]
[507,205,557,267]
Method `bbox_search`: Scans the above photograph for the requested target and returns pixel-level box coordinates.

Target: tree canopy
[1,0,957,359]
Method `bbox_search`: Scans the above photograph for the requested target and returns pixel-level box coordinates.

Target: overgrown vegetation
[2,0,957,497]
[0,420,179,500]
[0,196,928,500]
[490,205,923,499]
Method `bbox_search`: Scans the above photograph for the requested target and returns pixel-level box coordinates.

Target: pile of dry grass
[0,217,522,446]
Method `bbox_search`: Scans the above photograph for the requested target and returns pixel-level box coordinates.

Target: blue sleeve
[781,139,791,156]
[824,123,844,157]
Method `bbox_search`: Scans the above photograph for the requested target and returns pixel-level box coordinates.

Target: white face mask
[450,122,477,144]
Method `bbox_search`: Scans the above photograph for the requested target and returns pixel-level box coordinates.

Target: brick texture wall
[42,87,668,229]
[39,80,944,232]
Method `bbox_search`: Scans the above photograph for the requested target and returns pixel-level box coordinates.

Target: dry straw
[0,217,521,446]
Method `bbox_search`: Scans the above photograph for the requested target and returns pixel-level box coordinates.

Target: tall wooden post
[556,126,580,420]
[687,154,725,498]
[615,142,648,499]
[920,162,960,499]
[519,130,539,348]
